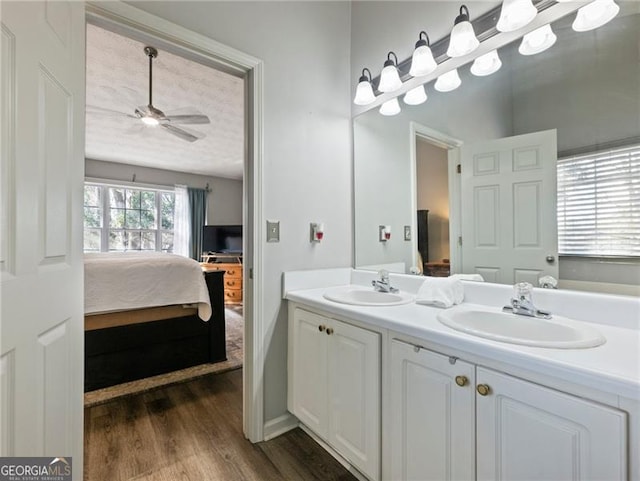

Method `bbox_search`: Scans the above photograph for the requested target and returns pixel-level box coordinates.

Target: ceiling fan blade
[161,124,205,143]
[87,105,137,119]
[164,107,210,125]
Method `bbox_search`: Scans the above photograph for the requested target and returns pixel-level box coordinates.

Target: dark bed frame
[85,270,226,392]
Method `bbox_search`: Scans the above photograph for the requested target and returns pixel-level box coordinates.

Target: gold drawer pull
[455,375,468,387]
[318,325,326,332]
[326,327,334,335]
[476,384,491,396]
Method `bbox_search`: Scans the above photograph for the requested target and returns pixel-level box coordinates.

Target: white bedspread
[84,252,211,321]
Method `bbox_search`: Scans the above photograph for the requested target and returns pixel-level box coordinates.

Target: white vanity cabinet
[389,339,627,481]
[288,306,381,481]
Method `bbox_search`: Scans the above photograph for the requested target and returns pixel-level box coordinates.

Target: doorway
[85,3,264,442]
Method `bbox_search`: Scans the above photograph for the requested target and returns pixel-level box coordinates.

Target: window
[83,183,175,253]
[557,144,640,257]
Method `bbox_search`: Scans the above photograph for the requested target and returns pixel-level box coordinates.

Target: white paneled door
[1,1,85,476]
[460,130,558,285]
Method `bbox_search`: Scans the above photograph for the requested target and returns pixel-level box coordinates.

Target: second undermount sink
[323,286,414,306]
[437,309,606,349]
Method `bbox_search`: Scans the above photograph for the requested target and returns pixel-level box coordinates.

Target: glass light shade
[378,65,402,93]
[409,44,437,77]
[446,20,479,58]
[519,24,557,56]
[470,50,502,76]
[572,0,619,32]
[379,98,401,116]
[353,79,375,105]
[435,69,462,92]
[496,0,537,32]
[403,85,428,106]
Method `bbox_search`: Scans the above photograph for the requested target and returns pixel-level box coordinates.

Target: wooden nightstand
[201,262,243,305]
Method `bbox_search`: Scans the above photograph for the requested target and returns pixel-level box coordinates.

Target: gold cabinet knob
[455,375,468,387]
[318,325,326,332]
[476,384,491,396]
[326,327,334,335]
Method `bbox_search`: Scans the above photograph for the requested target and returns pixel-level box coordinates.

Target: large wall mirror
[353,3,639,294]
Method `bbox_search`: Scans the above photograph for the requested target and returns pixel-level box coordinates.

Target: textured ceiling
[85,24,245,179]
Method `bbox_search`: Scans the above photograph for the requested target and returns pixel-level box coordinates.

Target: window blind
[557,143,640,257]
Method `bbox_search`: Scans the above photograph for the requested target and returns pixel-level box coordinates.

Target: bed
[84,252,226,392]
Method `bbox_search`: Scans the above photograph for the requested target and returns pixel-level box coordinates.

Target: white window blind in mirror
[557,144,640,257]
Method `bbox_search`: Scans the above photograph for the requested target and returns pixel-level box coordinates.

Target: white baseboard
[263,412,299,441]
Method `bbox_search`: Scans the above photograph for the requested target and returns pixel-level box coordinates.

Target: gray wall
[85,158,243,226]
[126,1,353,423]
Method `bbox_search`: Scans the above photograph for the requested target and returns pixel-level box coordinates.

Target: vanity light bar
[367,0,557,95]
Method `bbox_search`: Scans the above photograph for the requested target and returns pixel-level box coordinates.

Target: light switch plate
[404,225,411,241]
[267,220,280,242]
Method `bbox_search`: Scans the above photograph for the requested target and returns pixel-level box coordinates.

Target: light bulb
[572,0,619,32]
[435,69,461,92]
[496,0,537,32]
[403,85,427,106]
[379,98,401,116]
[409,31,437,77]
[378,52,402,93]
[141,116,159,126]
[470,50,502,76]
[446,5,479,58]
[353,68,376,105]
[519,24,557,56]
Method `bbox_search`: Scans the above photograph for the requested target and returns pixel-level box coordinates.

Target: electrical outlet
[266,220,280,242]
[404,225,411,241]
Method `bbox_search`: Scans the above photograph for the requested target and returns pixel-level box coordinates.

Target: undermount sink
[323,286,414,306]
[437,309,606,349]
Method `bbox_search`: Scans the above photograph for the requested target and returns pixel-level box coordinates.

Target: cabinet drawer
[222,267,242,278]
[224,289,243,303]
[224,278,243,289]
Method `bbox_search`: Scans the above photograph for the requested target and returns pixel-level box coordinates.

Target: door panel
[461,130,558,285]
[477,367,627,481]
[389,340,475,481]
[0,2,85,473]
[329,320,380,481]
[291,309,328,438]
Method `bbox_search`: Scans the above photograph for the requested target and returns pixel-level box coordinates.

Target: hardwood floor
[84,369,357,481]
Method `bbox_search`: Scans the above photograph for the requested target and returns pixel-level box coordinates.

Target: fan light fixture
[404,85,428,106]
[519,24,557,56]
[409,31,437,77]
[354,68,376,105]
[378,52,403,93]
[435,69,462,92]
[379,98,401,116]
[446,5,480,58]
[572,0,620,32]
[497,0,537,33]
[470,50,502,77]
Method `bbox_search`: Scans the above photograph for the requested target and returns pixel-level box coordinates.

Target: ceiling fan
[87,46,210,142]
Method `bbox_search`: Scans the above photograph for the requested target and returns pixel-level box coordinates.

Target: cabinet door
[476,367,627,481]
[389,340,476,481]
[290,309,329,438]
[328,319,381,481]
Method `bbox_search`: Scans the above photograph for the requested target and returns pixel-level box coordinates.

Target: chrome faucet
[372,269,398,293]
[503,282,551,319]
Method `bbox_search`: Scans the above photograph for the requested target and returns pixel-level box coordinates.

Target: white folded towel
[416,277,464,309]
[449,273,484,282]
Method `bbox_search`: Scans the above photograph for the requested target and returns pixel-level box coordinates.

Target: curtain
[173,185,190,258]
[188,187,208,261]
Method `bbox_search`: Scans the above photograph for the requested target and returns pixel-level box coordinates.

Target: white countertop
[284,270,640,401]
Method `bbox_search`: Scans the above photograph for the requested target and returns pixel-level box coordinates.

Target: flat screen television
[202,225,243,254]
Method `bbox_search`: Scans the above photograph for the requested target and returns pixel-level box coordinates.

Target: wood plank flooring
[84,369,357,481]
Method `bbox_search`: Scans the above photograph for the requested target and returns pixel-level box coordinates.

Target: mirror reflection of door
[416,137,451,277]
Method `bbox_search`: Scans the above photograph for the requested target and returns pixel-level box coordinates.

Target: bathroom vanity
[284,269,640,481]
